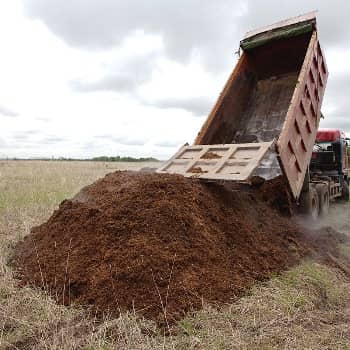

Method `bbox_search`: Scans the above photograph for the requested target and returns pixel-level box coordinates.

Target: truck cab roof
[316,128,346,142]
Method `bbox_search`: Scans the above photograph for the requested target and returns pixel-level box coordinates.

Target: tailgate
[157,142,273,181]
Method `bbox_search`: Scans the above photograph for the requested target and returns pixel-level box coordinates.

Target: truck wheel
[315,183,329,217]
[299,187,319,220]
[340,179,349,201]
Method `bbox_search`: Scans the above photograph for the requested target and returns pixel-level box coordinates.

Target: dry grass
[1,160,350,350]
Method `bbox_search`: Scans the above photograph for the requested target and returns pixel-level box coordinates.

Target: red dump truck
[158,12,349,219]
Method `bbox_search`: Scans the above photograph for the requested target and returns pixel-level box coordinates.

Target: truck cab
[306,128,350,215]
[311,128,349,178]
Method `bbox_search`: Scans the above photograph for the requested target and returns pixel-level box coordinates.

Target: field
[1,160,350,350]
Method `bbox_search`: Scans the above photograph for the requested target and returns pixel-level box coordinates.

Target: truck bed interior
[196,32,313,145]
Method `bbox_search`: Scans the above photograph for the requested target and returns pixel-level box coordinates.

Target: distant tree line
[91,156,159,162]
[1,156,160,162]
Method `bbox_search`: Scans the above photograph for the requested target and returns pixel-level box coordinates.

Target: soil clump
[201,151,222,159]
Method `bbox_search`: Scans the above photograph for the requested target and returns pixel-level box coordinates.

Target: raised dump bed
[158,12,328,200]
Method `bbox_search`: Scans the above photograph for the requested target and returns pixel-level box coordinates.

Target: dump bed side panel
[276,32,328,199]
[194,53,255,145]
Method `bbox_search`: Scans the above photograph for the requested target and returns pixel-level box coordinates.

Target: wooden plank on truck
[157,142,273,181]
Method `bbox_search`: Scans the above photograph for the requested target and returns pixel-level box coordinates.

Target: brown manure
[13,172,318,325]
[201,151,221,159]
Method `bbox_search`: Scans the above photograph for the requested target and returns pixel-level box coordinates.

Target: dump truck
[157,12,349,219]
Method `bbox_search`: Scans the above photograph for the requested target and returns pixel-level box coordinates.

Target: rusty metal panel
[157,142,273,181]
[243,11,317,40]
[194,52,250,145]
[276,32,328,200]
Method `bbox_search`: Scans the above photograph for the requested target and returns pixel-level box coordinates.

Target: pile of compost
[13,172,321,324]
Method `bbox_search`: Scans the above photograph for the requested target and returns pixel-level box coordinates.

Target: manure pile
[13,172,313,324]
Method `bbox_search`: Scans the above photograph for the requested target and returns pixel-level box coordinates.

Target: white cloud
[0,1,208,159]
[0,104,19,117]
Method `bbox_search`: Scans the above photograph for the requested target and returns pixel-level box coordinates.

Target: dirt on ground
[12,172,349,326]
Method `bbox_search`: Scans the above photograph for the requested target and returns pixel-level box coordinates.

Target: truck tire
[315,183,329,217]
[299,186,319,220]
[340,178,349,201]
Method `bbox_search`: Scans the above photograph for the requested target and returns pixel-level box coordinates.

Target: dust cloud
[297,202,350,237]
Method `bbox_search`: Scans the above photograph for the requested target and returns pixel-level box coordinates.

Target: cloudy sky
[1,0,350,159]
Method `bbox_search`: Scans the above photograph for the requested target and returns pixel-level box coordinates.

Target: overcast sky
[1,0,350,159]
